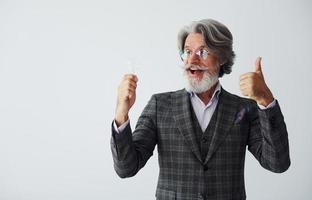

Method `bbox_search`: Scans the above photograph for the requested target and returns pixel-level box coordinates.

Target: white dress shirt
[189,82,221,132]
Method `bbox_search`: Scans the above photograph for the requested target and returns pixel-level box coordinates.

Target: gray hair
[177,19,235,77]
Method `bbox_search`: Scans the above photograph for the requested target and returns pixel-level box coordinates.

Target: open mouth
[188,68,206,75]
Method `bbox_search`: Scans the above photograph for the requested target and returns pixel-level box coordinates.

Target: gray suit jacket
[111,88,290,200]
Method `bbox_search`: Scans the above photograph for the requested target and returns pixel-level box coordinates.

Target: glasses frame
[180,47,210,61]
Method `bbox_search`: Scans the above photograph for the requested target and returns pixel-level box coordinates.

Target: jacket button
[203,165,209,171]
[202,137,208,143]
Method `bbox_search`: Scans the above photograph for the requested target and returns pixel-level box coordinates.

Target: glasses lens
[200,49,209,59]
[180,51,188,61]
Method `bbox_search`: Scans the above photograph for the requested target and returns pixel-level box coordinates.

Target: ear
[218,57,226,66]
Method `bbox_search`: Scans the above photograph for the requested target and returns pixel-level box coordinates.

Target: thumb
[255,56,263,75]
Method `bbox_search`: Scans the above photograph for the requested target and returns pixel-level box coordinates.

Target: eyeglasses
[180,48,210,61]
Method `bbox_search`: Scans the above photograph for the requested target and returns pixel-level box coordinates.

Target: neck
[197,82,219,105]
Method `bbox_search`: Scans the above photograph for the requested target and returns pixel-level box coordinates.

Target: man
[111,19,290,200]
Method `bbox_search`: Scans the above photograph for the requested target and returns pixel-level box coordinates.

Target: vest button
[199,193,207,200]
[203,165,209,171]
[202,137,208,143]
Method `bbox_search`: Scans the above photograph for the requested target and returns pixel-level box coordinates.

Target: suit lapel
[172,89,202,163]
[204,88,239,164]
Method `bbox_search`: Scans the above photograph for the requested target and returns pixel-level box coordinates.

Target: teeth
[190,67,199,70]
[190,68,203,71]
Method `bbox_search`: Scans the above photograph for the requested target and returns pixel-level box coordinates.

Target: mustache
[180,64,209,71]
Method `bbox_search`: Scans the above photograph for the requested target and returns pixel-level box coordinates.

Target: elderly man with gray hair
[111,19,290,200]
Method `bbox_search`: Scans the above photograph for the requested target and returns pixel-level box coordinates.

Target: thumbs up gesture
[239,57,274,106]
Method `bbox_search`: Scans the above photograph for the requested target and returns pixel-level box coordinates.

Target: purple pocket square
[235,108,246,124]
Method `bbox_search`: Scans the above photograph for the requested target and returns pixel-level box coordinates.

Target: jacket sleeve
[247,100,291,173]
[110,95,158,178]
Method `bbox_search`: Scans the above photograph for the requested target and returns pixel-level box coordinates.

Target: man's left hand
[239,57,274,107]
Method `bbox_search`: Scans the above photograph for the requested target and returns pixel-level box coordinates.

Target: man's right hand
[115,74,138,127]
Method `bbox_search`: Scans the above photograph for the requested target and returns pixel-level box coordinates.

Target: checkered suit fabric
[111,88,290,200]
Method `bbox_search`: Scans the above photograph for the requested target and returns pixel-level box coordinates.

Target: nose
[187,52,200,65]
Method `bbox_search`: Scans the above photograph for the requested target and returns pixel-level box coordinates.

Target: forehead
[184,33,206,48]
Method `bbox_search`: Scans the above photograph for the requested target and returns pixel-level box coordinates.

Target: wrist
[115,113,129,127]
[256,92,274,107]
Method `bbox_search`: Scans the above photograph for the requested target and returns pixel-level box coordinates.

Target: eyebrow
[184,45,207,50]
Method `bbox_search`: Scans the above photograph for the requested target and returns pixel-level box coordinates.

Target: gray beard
[183,68,219,94]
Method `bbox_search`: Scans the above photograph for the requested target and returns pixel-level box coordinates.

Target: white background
[0,0,311,199]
